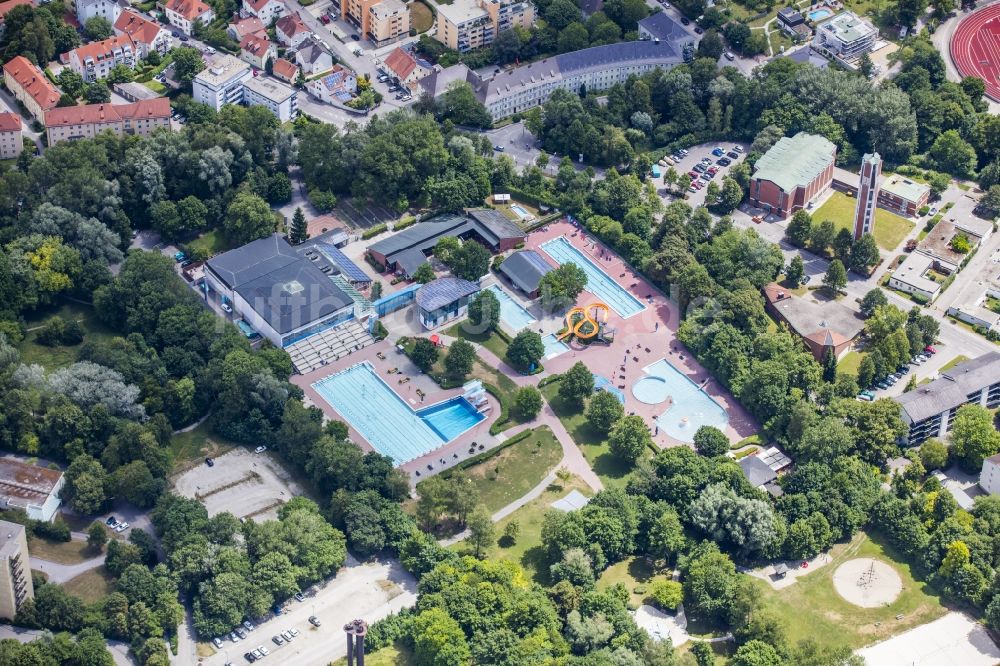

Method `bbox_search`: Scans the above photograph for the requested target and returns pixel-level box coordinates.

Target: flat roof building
[750,132,837,218]
[193,54,252,110]
[434,0,533,52]
[242,76,297,121]
[812,11,878,61]
[762,283,864,361]
[896,351,1000,444]
[879,175,930,217]
[415,276,481,329]
[888,251,941,303]
[0,521,32,620]
[498,249,553,298]
[0,457,65,522]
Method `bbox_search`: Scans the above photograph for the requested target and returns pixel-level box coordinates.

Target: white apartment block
[812,11,878,60]
[193,54,252,110]
[66,34,137,82]
[76,0,124,28]
[243,76,298,121]
[163,0,215,35]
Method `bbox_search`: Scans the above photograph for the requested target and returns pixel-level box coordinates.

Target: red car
[925,345,937,354]
[320,14,330,23]
[688,171,698,179]
[707,166,719,175]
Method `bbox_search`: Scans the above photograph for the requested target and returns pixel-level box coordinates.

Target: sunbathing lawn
[18,302,117,369]
[410,1,433,33]
[424,426,562,513]
[838,350,864,377]
[444,322,509,360]
[27,537,98,565]
[451,474,593,585]
[596,556,671,610]
[752,532,946,652]
[813,192,915,251]
[63,566,115,604]
[185,228,231,259]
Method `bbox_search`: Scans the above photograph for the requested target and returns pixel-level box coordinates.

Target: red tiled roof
[67,34,135,63]
[2,56,60,112]
[240,33,273,57]
[0,0,32,22]
[164,0,211,20]
[229,16,265,39]
[245,0,277,13]
[275,12,308,38]
[0,111,21,132]
[114,10,164,46]
[45,98,171,128]
[272,58,298,82]
[384,47,416,81]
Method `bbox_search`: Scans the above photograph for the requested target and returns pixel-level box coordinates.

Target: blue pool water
[541,238,647,319]
[510,204,530,219]
[312,363,484,464]
[488,284,536,331]
[808,8,831,20]
[639,359,729,443]
[542,333,569,359]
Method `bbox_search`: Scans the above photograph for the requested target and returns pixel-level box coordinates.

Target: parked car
[688,185,698,193]
[230,632,240,643]
[280,630,293,641]
[294,592,305,602]
[235,628,247,640]
[250,649,262,659]
[857,393,873,401]
[733,145,744,153]
[687,171,699,179]
[693,163,706,173]
[255,446,267,454]
[308,616,321,627]
[679,148,689,156]
[206,457,215,467]
[213,638,224,649]
[929,207,938,216]
[493,145,504,152]
[681,16,690,24]
[115,522,129,532]
[105,516,117,526]
[717,157,731,166]
[221,302,233,313]
[173,251,186,261]
[877,381,890,390]
[711,147,724,157]
[244,653,256,663]
[694,26,703,33]
[351,34,360,40]
[925,345,937,354]
[699,173,711,181]
[243,620,254,632]
[707,166,719,174]
[727,151,739,159]
[272,635,284,645]
[724,51,735,61]
[289,629,299,637]
[258,645,269,656]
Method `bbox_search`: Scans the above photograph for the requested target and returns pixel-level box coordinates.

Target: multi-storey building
[3,56,60,122]
[162,0,214,36]
[368,0,409,47]
[435,0,532,52]
[0,112,23,159]
[239,33,275,69]
[65,34,137,82]
[76,0,125,29]
[243,75,297,121]
[114,10,172,57]
[896,351,1000,444]
[0,521,32,621]
[241,0,285,26]
[878,175,930,217]
[749,132,837,218]
[0,458,65,522]
[812,11,878,61]
[45,98,171,144]
[193,54,252,110]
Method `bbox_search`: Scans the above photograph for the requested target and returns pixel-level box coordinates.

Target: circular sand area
[832,558,902,607]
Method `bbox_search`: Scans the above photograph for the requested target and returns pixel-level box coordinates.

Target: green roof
[881,175,929,204]
[753,133,836,192]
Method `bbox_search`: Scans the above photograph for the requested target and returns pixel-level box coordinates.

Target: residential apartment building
[242,0,285,25]
[163,0,214,35]
[0,112,23,159]
[2,56,60,122]
[368,0,409,46]
[435,0,532,52]
[0,521,32,621]
[114,10,172,57]
[45,98,171,144]
[981,453,1000,496]
[307,64,357,104]
[228,15,266,41]
[65,34,137,82]
[275,12,311,48]
[239,33,275,69]
[76,0,124,28]
[879,175,930,217]
[896,351,1000,444]
[812,11,878,61]
[0,458,65,522]
[749,132,837,218]
[193,54,252,110]
[243,75,297,121]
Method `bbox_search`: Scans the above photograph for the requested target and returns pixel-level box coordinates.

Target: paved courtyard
[856,611,1000,665]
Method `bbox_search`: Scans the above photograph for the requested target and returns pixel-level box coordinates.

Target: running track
[952,4,1000,101]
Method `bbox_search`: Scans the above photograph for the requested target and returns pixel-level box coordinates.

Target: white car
[220,302,233,313]
[257,645,269,656]
[254,446,267,453]
[115,522,129,532]
[288,628,299,637]
[212,637,224,648]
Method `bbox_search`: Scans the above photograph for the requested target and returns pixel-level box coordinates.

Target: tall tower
[0,521,33,621]
[853,152,881,241]
[345,619,368,666]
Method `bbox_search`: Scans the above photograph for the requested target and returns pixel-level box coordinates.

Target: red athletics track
[952,4,1000,101]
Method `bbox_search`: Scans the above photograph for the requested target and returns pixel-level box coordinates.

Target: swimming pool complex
[633,359,729,443]
[540,237,647,319]
[312,363,484,464]
[510,204,531,220]
[808,8,832,20]
[487,284,536,331]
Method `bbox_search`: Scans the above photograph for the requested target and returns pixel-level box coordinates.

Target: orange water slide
[557,303,610,341]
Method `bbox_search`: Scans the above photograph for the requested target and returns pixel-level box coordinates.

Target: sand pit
[833,558,902,607]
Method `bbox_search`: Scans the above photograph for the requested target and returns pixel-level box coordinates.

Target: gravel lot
[856,611,1000,665]
[172,448,305,522]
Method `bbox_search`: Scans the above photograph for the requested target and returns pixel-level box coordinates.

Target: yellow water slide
[557,303,610,341]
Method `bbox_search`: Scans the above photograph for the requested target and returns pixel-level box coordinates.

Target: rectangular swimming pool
[510,204,530,220]
[312,362,485,465]
[488,284,536,331]
[542,333,569,359]
[541,237,647,319]
[808,8,831,20]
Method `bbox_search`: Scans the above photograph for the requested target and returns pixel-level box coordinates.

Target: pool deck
[523,220,757,448]
[292,341,500,480]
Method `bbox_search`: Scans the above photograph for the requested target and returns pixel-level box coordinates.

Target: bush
[648,579,683,611]
[35,316,84,346]
[33,520,71,542]
[513,386,542,420]
[373,320,388,341]
[395,216,417,231]
[918,205,930,216]
[362,223,388,240]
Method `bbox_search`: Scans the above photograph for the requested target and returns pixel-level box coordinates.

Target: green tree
[437,81,492,128]
[558,22,590,52]
[413,262,436,284]
[608,415,650,463]
[586,390,624,433]
[858,51,874,79]
[411,607,471,665]
[224,191,275,245]
[785,210,813,247]
[466,289,500,333]
[502,520,520,544]
[731,640,783,666]
[693,426,729,457]
[444,339,475,378]
[445,242,490,282]
[506,330,544,371]
[84,16,113,40]
[920,438,948,470]
[84,81,110,103]
[539,263,588,311]
[860,288,889,319]
[411,338,439,372]
[558,361,594,407]
[951,404,1000,472]
[87,522,108,551]
[289,207,308,245]
[858,355,876,388]
[648,579,683,610]
[929,130,977,178]
[823,259,847,294]
[717,177,744,213]
[513,386,542,419]
[785,255,804,285]
[467,505,495,558]
[172,46,206,82]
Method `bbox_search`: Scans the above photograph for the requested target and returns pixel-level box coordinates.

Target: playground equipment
[557,303,615,344]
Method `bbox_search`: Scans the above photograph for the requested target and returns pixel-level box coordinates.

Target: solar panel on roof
[316,243,371,283]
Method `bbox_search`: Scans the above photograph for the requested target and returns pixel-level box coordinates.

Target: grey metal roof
[896,351,1000,423]
[206,233,352,335]
[498,249,553,293]
[467,209,524,246]
[368,211,524,269]
[418,63,476,98]
[394,247,428,277]
[415,277,480,312]
[739,455,778,488]
[638,12,689,42]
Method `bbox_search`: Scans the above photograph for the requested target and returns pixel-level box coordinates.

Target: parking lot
[657,140,750,208]
[172,448,306,522]
[201,557,417,666]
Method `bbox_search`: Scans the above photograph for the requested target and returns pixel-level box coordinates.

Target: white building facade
[193,54,252,110]
[243,76,298,121]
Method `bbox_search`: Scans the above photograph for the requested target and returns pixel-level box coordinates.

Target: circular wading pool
[632,376,669,405]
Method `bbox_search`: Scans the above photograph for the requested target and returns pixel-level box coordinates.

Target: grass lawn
[185,229,231,259]
[753,532,946,652]
[63,566,115,604]
[838,350,864,377]
[27,538,99,565]
[540,379,638,489]
[425,426,562,513]
[18,302,117,369]
[596,556,670,610]
[332,643,413,666]
[143,80,166,93]
[939,354,970,373]
[410,1,433,33]
[814,191,915,251]
[452,475,593,584]
[169,421,238,473]
[444,322,509,360]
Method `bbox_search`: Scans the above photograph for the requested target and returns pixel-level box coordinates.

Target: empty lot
[172,448,305,522]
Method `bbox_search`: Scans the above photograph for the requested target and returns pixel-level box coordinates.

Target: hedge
[362,223,388,240]
[394,216,417,231]
[444,427,535,473]
[485,382,512,435]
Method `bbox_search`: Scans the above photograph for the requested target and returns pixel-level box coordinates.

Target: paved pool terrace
[524,220,757,448]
